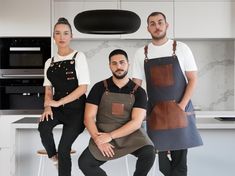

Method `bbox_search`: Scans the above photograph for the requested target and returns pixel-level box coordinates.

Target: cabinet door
[0,115,35,147]
[0,0,51,37]
[0,147,10,176]
[121,2,174,39]
[54,1,121,39]
[175,2,235,38]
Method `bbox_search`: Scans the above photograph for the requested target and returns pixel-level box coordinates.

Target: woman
[38,17,90,176]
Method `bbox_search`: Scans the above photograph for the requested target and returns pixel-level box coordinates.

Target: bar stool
[125,155,130,176]
[36,149,76,176]
[151,151,171,176]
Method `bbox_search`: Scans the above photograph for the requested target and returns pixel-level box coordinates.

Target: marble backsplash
[68,39,235,111]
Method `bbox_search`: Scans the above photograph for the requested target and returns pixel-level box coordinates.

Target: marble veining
[68,39,235,111]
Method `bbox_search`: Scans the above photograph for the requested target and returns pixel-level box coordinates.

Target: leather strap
[172,40,177,56]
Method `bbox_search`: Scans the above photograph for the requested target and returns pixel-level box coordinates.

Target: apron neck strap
[172,40,177,56]
[144,45,148,61]
[51,56,54,64]
[130,83,139,95]
[103,79,109,94]
[72,52,78,60]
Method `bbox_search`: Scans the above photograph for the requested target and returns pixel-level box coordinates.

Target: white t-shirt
[132,39,197,81]
[43,50,90,86]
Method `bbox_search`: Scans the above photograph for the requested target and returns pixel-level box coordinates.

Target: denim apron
[89,79,153,161]
[144,41,203,151]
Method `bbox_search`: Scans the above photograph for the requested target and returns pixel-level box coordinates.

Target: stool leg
[41,157,46,176]
[125,155,130,176]
[152,156,156,176]
[37,156,43,176]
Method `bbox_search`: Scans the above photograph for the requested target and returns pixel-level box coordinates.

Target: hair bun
[58,17,69,24]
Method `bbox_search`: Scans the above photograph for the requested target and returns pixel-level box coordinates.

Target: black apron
[89,80,153,161]
[47,52,86,119]
[144,41,203,151]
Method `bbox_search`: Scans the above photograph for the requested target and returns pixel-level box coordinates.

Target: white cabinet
[0,0,51,37]
[53,1,174,39]
[0,115,24,147]
[0,147,10,176]
[121,2,174,39]
[174,1,235,38]
[53,1,121,39]
[0,115,39,176]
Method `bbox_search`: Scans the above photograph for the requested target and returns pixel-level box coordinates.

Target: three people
[132,12,203,176]
[38,17,90,176]
[78,49,155,176]
[39,12,203,176]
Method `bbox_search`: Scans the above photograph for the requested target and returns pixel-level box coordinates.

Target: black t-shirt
[87,77,147,109]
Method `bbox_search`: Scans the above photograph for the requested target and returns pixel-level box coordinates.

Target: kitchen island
[10,116,235,176]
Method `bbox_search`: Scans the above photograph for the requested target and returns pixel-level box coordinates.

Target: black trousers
[78,145,155,176]
[38,106,85,176]
[158,149,188,176]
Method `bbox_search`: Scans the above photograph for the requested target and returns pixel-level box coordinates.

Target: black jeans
[158,149,188,176]
[78,145,155,176]
[38,106,85,176]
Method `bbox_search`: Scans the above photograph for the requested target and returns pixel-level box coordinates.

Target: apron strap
[130,83,139,95]
[50,51,78,65]
[50,56,55,66]
[72,52,78,60]
[172,40,177,56]
[144,45,148,62]
[103,79,109,94]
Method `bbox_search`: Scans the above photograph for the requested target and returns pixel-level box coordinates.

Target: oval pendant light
[74,9,141,34]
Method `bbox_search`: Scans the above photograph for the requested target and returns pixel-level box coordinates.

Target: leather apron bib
[89,80,153,161]
[144,41,203,151]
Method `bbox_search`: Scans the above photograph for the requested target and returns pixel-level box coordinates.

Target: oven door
[0,37,51,78]
[0,78,44,115]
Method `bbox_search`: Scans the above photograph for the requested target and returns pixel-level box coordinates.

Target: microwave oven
[0,37,51,78]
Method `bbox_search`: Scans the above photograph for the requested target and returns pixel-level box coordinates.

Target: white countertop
[11,117,235,130]
[195,111,235,118]
[196,118,235,129]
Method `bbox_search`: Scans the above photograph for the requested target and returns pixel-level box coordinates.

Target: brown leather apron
[89,80,153,161]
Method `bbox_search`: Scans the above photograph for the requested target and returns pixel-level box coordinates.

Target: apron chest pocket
[112,103,124,116]
[150,64,174,87]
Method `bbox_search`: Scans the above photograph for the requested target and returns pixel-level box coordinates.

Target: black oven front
[0,78,44,114]
[0,37,51,78]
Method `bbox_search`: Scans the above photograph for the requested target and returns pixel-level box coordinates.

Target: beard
[151,30,167,40]
[112,70,128,79]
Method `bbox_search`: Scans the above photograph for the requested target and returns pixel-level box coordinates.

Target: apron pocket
[147,100,188,130]
[150,64,174,87]
[112,103,124,116]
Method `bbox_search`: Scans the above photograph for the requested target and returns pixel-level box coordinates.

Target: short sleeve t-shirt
[87,77,147,109]
[43,50,90,86]
[132,39,197,81]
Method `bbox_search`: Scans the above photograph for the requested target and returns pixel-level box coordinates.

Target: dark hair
[109,49,128,62]
[147,12,167,24]
[54,17,72,34]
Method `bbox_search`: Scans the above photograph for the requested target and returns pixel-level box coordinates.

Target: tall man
[78,49,155,176]
[132,12,203,176]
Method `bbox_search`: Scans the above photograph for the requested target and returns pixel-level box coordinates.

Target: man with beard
[132,12,203,176]
[78,49,155,176]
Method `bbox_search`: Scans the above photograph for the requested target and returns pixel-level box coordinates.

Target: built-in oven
[0,78,44,115]
[0,37,51,78]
